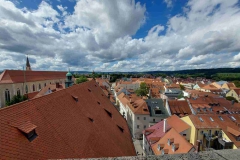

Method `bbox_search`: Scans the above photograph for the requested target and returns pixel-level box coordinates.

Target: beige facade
[226,89,240,102]
[0,78,65,108]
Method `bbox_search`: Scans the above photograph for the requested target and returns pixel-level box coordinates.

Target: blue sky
[0,0,240,71]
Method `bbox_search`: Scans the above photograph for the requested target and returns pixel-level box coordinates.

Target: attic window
[88,88,91,92]
[97,101,101,105]
[72,95,78,102]
[117,125,124,133]
[16,121,38,142]
[230,116,236,121]
[104,109,112,118]
[210,117,214,122]
[198,117,204,122]
[219,116,224,121]
[88,117,94,122]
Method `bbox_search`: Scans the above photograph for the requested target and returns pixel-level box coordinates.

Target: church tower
[65,69,74,88]
[26,56,32,71]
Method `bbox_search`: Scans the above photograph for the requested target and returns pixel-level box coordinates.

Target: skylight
[199,117,204,122]
[230,116,236,121]
[219,116,224,121]
[210,117,214,122]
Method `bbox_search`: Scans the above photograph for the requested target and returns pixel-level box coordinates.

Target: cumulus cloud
[164,0,173,8]
[0,0,240,71]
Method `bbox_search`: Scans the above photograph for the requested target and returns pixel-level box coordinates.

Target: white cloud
[164,0,173,8]
[0,0,240,71]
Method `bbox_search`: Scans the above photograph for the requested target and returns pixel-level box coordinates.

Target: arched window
[50,82,51,84]
[5,89,10,102]
[17,88,21,96]
[39,84,41,90]
[33,84,35,92]
[25,85,28,94]
[44,83,46,87]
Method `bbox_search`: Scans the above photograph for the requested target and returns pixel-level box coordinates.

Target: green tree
[233,80,240,88]
[135,82,149,96]
[226,96,238,103]
[76,75,88,84]
[180,84,185,90]
[6,95,28,106]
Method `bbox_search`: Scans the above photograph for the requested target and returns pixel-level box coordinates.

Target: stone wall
[78,149,240,160]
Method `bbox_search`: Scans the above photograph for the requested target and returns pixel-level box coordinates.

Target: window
[25,85,28,93]
[183,134,186,137]
[219,116,224,121]
[25,130,38,142]
[144,125,146,129]
[39,84,41,90]
[137,117,139,120]
[17,88,21,96]
[32,84,35,92]
[198,117,204,122]
[144,117,146,120]
[137,125,139,129]
[153,119,155,122]
[210,117,214,122]
[5,89,10,102]
[44,83,46,87]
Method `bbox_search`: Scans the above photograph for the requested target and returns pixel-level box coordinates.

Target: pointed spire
[26,55,31,71]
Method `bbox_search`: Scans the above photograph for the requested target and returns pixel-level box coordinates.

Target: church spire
[26,55,31,71]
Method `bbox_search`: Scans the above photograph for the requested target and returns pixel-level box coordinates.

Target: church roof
[0,80,135,159]
[0,70,67,84]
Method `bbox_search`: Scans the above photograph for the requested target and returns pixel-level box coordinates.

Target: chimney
[56,82,60,88]
[163,119,167,133]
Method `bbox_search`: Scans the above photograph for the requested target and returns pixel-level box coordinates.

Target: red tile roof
[0,80,135,159]
[166,115,190,133]
[168,100,192,117]
[152,128,194,155]
[0,70,67,84]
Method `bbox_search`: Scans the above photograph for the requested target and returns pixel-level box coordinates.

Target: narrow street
[133,138,145,156]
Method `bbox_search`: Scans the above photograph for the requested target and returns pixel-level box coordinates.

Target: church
[0,56,71,108]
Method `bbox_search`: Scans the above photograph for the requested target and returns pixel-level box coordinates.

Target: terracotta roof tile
[0,80,135,159]
[152,128,193,155]
[166,115,190,133]
[0,70,67,84]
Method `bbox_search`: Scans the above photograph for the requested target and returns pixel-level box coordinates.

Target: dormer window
[16,121,38,142]
[157,144,164,151]
[172,143,179,152]
[167,138,174,146]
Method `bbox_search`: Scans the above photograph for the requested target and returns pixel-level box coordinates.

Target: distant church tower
[65,69,74,88]
[26,56,32,71]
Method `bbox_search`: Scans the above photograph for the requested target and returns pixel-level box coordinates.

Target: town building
[0,57,71,107]
[182,114,240,150]
[0,80,135,159]
[226,88,240,102]
[166,100,192,117]
[143,115,194,155]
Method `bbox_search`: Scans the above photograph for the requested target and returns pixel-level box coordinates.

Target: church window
[17,88,21,96]
[39,84,41,90]
[33,84,35,92]
[44,83,46,87]
[5,89,10,102]
[25,85,28,94]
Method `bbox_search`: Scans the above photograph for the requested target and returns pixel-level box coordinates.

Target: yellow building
[226,89,240,102]
[181,114,240,151]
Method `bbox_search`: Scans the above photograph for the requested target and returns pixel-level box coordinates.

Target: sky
[0,0,240,72]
